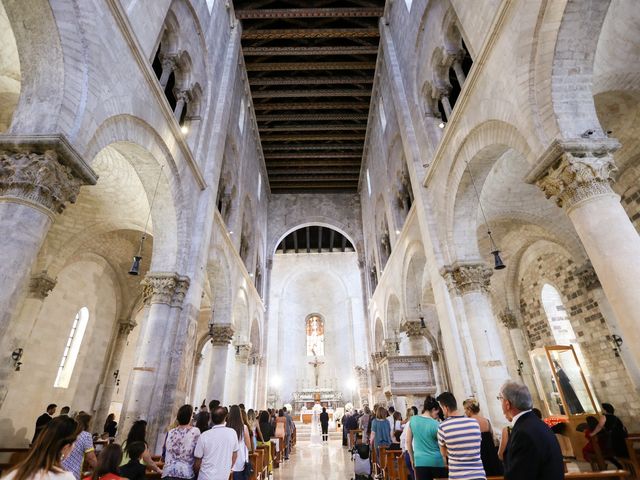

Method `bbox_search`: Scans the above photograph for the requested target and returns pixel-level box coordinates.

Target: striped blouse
[437,416,486,480]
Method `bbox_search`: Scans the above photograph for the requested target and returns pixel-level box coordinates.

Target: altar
[299,407,335,424]
[292,387,344,414]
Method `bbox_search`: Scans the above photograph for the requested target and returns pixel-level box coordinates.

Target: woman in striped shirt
[436,392,486,480]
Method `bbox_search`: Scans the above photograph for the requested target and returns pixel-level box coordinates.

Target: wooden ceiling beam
[254,102,369,110]
[236,7,384,20]
[241,28,379,40]
[262,144,363,151]
[260,124,366,132]
[268,169,361,175]
[246,61,375,71]
[264,152,363,159]
[257,113,368,121]
[261,133,366,141]
[267,162,361,168]
[249,76,373,86]
[252,89,371,98]
[269,175,359,182]
[243,45,378,56]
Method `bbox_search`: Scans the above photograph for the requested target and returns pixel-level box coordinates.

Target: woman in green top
[406,396,447,480]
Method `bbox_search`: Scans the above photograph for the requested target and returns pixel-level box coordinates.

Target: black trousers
[321,423,328,440]
[414,466,448,480]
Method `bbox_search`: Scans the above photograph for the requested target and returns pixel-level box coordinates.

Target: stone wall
[518,251,640,428]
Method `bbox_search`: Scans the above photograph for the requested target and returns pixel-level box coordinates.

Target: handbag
[242,459,254,479]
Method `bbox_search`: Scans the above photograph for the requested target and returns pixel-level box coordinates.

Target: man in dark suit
[320,407,329,441]
[500,381,564,480]
[32,403,57,444]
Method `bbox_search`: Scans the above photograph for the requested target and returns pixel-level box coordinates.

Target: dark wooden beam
[282,235,287,254]
[262,144,364,151]
[243,46,378,56]
[253,102,370,111]
[245,61,376,71]
[264,152,363,159]
[318,226,323,253]
[270,175,360,182]
[271,183,358,189]
[260,124,367,132]
[329,229,335,252]
[266,161,362,168]
[306,226,311,253]
[249,76,373,86]
[341,235,347,252]
[260,133,366,141]
[241,28,379,40]
[268,168,361,175]
[257,113,368,121]
[236,7,384,20]
[252,89,371,98]
[293,229,299,253]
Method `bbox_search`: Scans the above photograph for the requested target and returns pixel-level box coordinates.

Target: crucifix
[308,354,324,387]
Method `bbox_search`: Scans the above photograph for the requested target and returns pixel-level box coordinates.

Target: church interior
[1,0,640,476]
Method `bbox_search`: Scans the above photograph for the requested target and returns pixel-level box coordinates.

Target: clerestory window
[54,307,89,388]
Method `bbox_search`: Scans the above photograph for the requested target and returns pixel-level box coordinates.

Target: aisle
[272,439,353,479]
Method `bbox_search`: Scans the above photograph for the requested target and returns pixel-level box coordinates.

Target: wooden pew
[349,429,363,448]
[0,448,30,475]
[383,449,408,480]
[436,472,630,480]
[271,440,279,468]
[249,452,260,480]
[620,434,640,478]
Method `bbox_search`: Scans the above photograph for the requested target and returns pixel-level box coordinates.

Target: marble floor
[273,439,353,479]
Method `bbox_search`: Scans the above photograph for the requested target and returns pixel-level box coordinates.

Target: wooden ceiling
[234,0,384,193]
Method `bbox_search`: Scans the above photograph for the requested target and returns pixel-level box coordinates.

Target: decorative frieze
[499,309,519,330]
[28,271,56,299]
[526,138,620,210]
[440,263,492,295]
[0,135,97,215]
[210,324,235,346]
[142,272,191,306]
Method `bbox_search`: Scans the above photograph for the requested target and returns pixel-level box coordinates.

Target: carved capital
[430,349,440,362]
[576,262,601,291]
[499,309,519,330]
[28,271,56,299]
[235,343,252,363]
[526,139,620,210]
[118,321,136,336]
[210,324,234,346]
[384,339,398,356]
[372,351,386,362]
[0,135,97,215]
[174,88,192,103]
[159,53,178,71]
[440,263,492,295]
[403,320,424,338]
[142,272,191,306]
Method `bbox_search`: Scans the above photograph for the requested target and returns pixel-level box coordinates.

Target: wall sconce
[516,360,524,377]
[235,345,240,356]
[113,369,120,386]
[418,303,426,328]
[608,334,623,357]
[11,348,23,371]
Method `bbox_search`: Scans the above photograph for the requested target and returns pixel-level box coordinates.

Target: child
[119,441,147,480]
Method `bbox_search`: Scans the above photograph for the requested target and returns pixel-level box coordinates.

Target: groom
[320,407,329,441]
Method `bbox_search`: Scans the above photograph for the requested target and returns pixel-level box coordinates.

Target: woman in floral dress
[162,405,201,480]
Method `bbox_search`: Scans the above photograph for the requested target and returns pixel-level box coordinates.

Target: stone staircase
[294,421,342,442]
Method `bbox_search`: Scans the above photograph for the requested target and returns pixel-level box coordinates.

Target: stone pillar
[0,137,97,343]
[233,343,251,405]
[430,349,445,394]
[94,320,136,428]
[441,263,510,425]
[404,321,426,355]
[159,54,177,88]
[255,355,267,409]
[173,89,191,122]
[452,57,466,86]
[528,139,640,376]
[119,272,189,443]
[384,338,399,357]
[576,262,640,390]
[436,87,453,119]
[498,310,538,400]
[206,324,234,403]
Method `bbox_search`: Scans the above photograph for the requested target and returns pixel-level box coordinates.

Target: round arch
[271,221,358,256]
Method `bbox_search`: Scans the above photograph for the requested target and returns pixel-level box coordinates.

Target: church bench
[620,434,640,478]
[254,448,267,479]
[349,429,363,448]
[271,439,279,468]
[383,449,407,480]
[248,452,261,480]
[0,448,30,475]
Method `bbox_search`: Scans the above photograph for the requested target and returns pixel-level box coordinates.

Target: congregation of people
[3,401,297,480]
[341,380,631,480]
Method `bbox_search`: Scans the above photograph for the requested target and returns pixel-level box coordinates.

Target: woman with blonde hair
[4,416,78,480]
[463,398,503,476]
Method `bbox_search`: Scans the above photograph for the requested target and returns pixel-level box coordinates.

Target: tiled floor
[273,439,354,479]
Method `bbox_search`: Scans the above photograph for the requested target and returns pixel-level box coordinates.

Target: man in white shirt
[387,405,395,433]
[194,407,239,480]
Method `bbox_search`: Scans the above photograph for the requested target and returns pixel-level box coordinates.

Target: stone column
[173,89,191,122]
[528,139,640,375]
[119,272,189,442]
[576,262,640,390]
[404,321,426,355]
[94,320,136,428]
[246,354,258,408]
[442,263,510,425]
[255,356,267,409]
[430,349,446,394]
[435,87,453,119]
[384,338,399,357]
[0,137,97,343]
[206,324,234,403]
[159,54,177,88]
[233,343,251,405]
[498,310,538,401]
[452,55,467,86]
[0,271,56,408]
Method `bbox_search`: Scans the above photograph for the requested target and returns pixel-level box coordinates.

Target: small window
[239,98,246,133]
[258,173,262,200]
[207,0,214,13]
[366,169,372,197]
[54,307,89,388]
[379,100,387,131]
[306,314,325,356]
[404,0,413,11]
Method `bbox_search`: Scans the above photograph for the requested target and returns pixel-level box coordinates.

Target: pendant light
[465,162,506,270]
[129,165,164,275]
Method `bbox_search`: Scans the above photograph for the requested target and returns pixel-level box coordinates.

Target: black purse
[242,459,254,479]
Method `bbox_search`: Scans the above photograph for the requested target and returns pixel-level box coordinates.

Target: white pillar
[442,263,510,425]
[529,139,640,377]
[206,324,234,403]
[0,139,97,357]
[234,343,251,405]
[159,54,177,88]
[174,89,190,122]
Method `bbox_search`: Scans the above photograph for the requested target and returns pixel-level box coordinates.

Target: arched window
[54,307,89,388]
[541,284,577,345]
[306,314,324,357]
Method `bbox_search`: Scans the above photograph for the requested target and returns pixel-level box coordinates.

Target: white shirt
[512,409,532,425]
[3,470,75,480]
[194,425,239,480]
[387,415,395,433]
[232,426,249,472]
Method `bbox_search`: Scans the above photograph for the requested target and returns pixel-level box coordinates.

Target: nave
[273,434,352,480]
